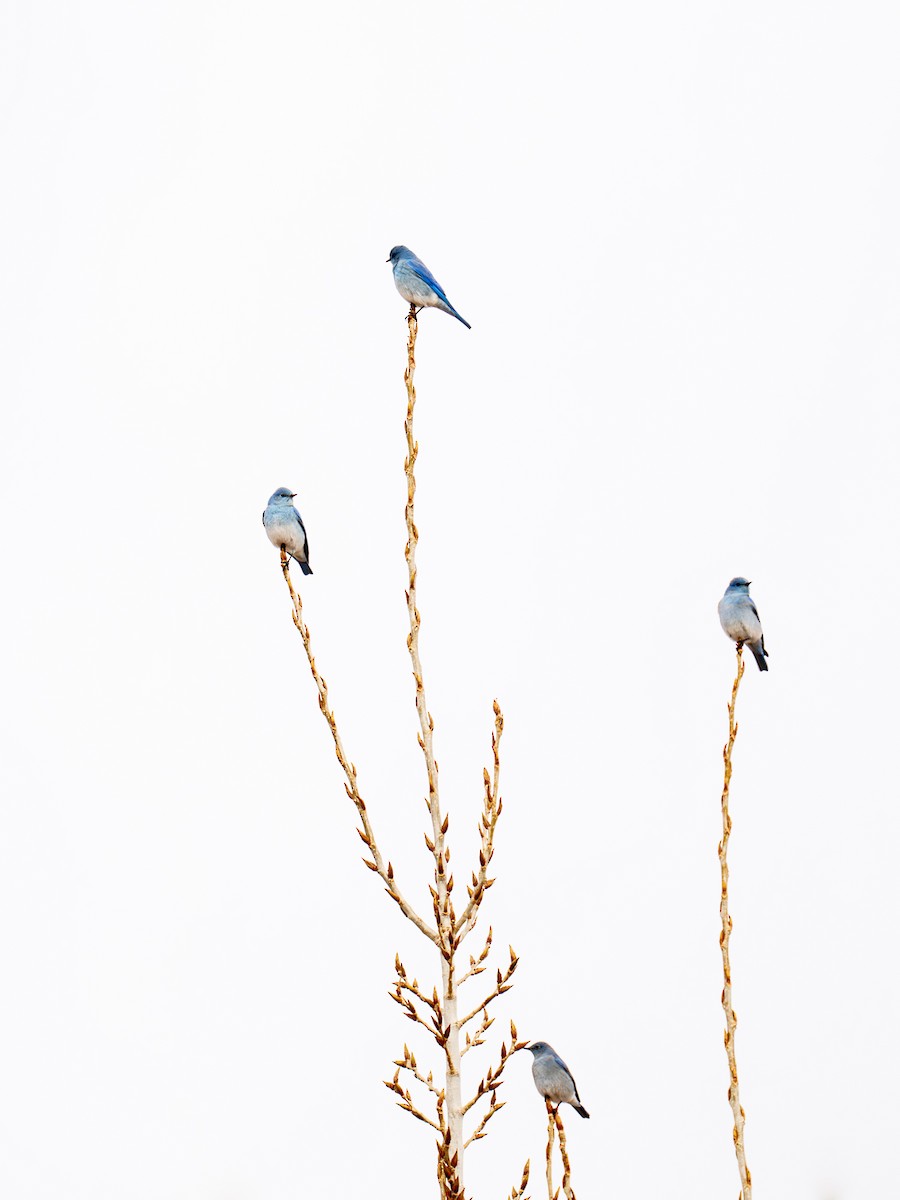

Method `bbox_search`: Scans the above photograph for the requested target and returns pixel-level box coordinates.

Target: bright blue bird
[387,245,471,329]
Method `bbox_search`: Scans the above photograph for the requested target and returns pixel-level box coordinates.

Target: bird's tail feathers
[751,641,768,671]
[572,1102,590,1119]
[299,561,313,576]
[444,301,471,329]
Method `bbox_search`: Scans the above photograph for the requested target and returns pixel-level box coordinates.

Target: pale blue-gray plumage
[387,245,471,329]
[262,487,312,575]
[526,1042,590,1119]
[718,577,767,671]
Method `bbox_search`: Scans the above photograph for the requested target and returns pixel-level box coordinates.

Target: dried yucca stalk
[277,309,528,1198]
[719,646,752,1199]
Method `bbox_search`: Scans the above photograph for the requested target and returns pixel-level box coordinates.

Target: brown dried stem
[458,926,493,989]
[461,1021,527,1127]
[393,1042,443,1098]
[507,1160,531,1200]
[719,645,752,1199]
[385,1065,444,1132]
[455,703,504,938]
[461,1005,494,1057]
[388,980,445,1042]
[279,550,437,943]
[459,946,519,1026]
[553,1109,577,1200]
[544,1100,556,1200]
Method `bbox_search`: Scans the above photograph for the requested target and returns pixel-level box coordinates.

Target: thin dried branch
[279,551,437,944]
[461,1008,494,1057]
[719,645,752,1200]
[544,1100,556,1200]
[459,946,519,1027]
[394,954,442,1011]
[455,702,505,938]
[553,1108,577,1200]
[461,1023,527,1116]
[384,1068,443,1132]
[389,974,449,1045]
[388,989,438,1039]
[394,1042,443,1098]
[458,925,493,987]
[463,1090,504,1148]
[507,1160,531,1200]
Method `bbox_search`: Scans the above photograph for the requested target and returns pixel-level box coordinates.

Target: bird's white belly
[533,1063,574,1105]
[719,602,761,642]
[395,272,436,307]
[266,515,301,555]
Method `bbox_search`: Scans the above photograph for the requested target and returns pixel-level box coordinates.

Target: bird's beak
[290,493,297,499]
[385,256,391,263]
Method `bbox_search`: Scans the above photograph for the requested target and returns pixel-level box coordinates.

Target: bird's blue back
[550,1050,572,1076]
[398,249,450,304]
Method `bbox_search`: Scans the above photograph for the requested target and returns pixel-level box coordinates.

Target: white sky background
[1,1,899,1196]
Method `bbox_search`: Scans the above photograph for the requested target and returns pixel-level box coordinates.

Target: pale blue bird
[525,1042,590,1119]
[262,487,312,576]
[387,245,471,329]
[718,577,768,671]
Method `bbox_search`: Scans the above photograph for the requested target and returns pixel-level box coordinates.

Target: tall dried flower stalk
[718,646,752,1199]
[276,306,527,1199]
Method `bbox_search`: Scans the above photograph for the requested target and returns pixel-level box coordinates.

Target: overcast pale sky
[2,2,899,1197]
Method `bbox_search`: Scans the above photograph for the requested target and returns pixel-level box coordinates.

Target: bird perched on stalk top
[718,577,768,670]
[262,487,312,576]
[387,245,471,329]
[525,1041,590,1119]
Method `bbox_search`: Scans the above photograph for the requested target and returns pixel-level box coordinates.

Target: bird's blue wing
[553,1052,581,1095]
[551,1051,573,1078]
[292,508,309,554]
[407,257,450,304]
[749,600,760,620]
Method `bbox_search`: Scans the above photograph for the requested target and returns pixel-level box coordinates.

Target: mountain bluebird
[718,577,768,670]
[526,1042,590,1119]
[262,487,312,576]
[387,245,471,329]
